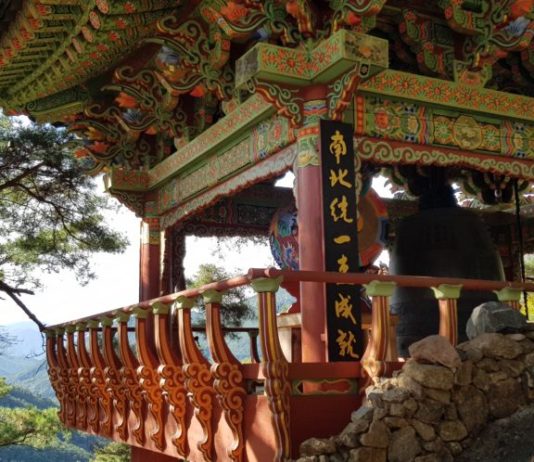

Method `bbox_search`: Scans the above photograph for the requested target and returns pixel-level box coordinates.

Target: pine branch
[0,162,44,191]
[0,280,44,331]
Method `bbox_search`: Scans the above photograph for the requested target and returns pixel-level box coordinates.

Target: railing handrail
[249,268,534,292]
[44,268,534,330]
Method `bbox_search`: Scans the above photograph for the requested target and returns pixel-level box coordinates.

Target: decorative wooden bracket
[153,301,189,458]
[134,306,167,452]
[205,290,247,462]
[116,311,147,446]
[177,296,215,461]
[88,320,114,437]
[328,0,387,33]
[236,29,388,128]
[45,331,67,426]
[99,318,129,440]
[251,277,291,462]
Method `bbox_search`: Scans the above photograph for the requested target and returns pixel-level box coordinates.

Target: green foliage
[89,442,130,462]
[188,263,253,327]
[0,114,127,294]
[0,406,65,448]
[0,378,11,398]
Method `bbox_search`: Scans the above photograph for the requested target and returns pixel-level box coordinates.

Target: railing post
[116,310,146,445]
[250,277,291,462]
[431,284,463,346]
[133,306,167,451]
[177,295,214,462]
[88,319,113,437]
[75,323,93,433]
[204,289,246,462]
[362,280,397,378]
[494,287,523,311]
[99,317,126,439]
[61,326,78,428]
[152,301,189,458]
[45,330,66,425]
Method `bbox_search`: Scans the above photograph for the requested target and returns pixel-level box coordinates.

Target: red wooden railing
[45,269,534,462]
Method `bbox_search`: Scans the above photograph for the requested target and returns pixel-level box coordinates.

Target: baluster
[205,289,246,462]
[101,317,129,440]
[117,310,147,445]
[56,328,76,428]
[177,295,214,462]
[134,306,167,451]
[74,323,91,432]
[248,330,261,364]
[431,284,463,346]
[89,319,113,437]
[362,281,398,377]
[46,330,66,424]
[250,277,291,462]
[66,325,85,430]
[494,287,523,311]
[153,301,189,458]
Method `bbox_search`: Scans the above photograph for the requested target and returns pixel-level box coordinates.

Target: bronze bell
[390,206,505,356]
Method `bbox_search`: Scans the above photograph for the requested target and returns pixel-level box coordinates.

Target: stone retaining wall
[296,331,534,462]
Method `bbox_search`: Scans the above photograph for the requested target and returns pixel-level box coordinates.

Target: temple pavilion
[1,0,534,460]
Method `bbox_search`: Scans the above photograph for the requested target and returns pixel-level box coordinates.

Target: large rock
[452,385,488,433]
[414,399,445,424]
[402,360,455,390]
[349,447,386,462]
[360,421,390,448]
[467,333,523,359]
[388,427,422,462]
[454,360,473,386]
[300,437,336,456]
[411,419,435,441]
[439,421,468,442]
[338,420,370,448]
[487,378,525,418]
[408,335,461,369]
[466,302,527,339]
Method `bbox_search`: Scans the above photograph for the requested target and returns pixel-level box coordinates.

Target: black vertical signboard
[320,119,363,362]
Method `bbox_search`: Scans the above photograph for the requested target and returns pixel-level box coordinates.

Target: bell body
[390,207,505,355]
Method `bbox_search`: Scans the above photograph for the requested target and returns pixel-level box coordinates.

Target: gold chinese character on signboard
[336,329,359,359]
[334,235,351,244]
[335,293,356,324]
[329,130,347,164]
[329,168,352,189]
[329,195,353,223]
[337,254,349,273]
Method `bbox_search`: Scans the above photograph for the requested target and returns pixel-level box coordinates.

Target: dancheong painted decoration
[2,0,534,461]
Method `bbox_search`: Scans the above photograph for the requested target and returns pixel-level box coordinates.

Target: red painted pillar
[139,217,161,301]
[295,86,328,363]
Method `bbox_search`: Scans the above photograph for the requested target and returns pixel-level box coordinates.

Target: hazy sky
[0,174,391,327]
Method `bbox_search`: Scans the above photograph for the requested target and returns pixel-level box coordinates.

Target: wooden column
[494,287,523,311]
[140,217,161,301]
[431,284,463,346]
[362,281,397,378]
[295,89,329,363]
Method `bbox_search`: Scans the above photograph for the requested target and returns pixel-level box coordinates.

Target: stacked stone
[296,330,534,462]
